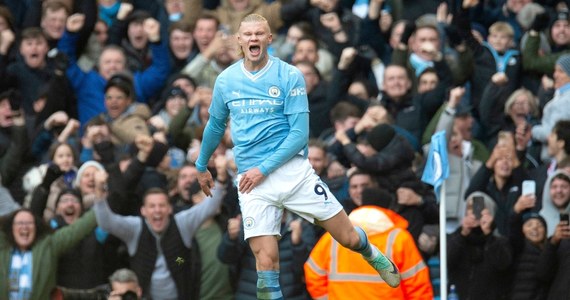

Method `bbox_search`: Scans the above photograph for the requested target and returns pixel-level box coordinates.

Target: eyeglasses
[14,221,34,227]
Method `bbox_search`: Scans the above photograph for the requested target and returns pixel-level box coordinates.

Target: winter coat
[58,31,170,125]
[0,211,97,299]
[508,213,549,300]
[341,135,415,182]
[536,237,570,300]
[523,33,570,75]
[305,206,433,299]
[447,227,513,300]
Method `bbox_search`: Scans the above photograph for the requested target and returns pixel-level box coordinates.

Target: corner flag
[421,130,449,199]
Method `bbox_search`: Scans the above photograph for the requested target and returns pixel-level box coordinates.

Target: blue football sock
[354,227,390,269]
[257,270,283,300]
[354,226,374,257]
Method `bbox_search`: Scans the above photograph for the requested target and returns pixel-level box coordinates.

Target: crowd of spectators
[1,0,570,299]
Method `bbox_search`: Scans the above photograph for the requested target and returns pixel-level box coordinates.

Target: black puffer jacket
[510,240,548,300]
[447,228,513,300]
[537,239,570,300]
[341,134,415,180]
[508,212,549,300]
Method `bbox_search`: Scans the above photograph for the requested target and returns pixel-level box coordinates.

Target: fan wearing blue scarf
[483,22,519,86]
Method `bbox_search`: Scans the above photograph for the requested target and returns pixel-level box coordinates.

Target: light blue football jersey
[209,56,309,173]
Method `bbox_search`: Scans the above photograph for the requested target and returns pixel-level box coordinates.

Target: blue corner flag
[421,130,449,199]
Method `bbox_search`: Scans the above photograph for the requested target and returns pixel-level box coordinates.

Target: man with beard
[539,170,570,237]
[170,164,199,212]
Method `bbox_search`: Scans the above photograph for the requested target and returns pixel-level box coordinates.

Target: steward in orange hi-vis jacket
[304,206,433,299]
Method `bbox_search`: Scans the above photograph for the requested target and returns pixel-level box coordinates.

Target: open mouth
[18,231,30,241]
[108,106,120,116]
[84,182,95,192]
[64,206,76,216]
[152,216,164,225]
[26,53,41,65]
[249,45,260,56]
[0,115,14,127]
[133,35,145,44]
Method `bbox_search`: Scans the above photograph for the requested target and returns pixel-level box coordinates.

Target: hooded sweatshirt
[539,169,570,237]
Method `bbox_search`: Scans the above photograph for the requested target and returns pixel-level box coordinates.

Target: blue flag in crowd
[421,130,449,200]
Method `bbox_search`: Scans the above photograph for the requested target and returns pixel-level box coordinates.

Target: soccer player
[195,13,401,299]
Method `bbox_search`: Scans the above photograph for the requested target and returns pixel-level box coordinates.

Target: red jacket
[304,206,433,299]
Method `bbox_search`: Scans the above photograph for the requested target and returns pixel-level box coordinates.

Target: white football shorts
[237,156,343,240]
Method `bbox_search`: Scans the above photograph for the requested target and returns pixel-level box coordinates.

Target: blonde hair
[489,21,514,38]
[504,88,539,116]
[241,13,268,24]
[237,14,270,57]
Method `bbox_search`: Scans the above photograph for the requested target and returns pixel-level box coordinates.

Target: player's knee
[256,255,278,270]
[253,249,278,270]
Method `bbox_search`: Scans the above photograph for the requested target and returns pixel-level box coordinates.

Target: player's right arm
[195,115,227,196]
[195,79,229,196]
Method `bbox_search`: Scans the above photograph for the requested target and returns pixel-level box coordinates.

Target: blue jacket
[57,31,171,125]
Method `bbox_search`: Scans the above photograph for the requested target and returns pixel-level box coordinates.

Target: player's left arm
[257,66,310,175]
[258,112,309,176]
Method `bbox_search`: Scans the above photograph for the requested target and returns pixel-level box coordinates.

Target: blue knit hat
[556,54,570,76]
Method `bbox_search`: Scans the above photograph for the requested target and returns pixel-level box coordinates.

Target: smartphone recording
[472,196,485,220]
[560,213,570,224]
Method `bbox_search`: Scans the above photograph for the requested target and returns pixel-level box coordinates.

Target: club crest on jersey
[243,217,256,229]
[268,86,281,98]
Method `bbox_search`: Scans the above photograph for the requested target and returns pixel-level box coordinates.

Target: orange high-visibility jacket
[304,206,433,300]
